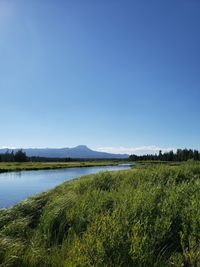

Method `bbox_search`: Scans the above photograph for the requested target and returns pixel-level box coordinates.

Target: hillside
[0,163,199,266]
[0,145,128,159]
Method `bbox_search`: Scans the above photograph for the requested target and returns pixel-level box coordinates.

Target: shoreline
[0,164,132,210]
[0,161,129,174]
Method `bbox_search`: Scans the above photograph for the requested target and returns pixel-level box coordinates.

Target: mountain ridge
[0,145,128,159]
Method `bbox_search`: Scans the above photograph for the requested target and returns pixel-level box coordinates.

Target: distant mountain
[0,145,128,159]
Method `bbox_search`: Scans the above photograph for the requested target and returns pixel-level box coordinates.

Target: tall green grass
[0,163,199,266]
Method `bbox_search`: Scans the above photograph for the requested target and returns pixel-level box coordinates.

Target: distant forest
[0,150,71,162]
[129,148,200,161]
[1,148,200,162]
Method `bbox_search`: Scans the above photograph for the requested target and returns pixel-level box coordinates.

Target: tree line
[0,150,28,162]
[129,148,200,162]
[0,150,71,162]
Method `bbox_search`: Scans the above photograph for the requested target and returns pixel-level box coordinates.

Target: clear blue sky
[0,0,200,153]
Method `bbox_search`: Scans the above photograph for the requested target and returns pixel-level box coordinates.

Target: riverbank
[0,162,199,266]
[0,160,124,173]
[0,164,131,208]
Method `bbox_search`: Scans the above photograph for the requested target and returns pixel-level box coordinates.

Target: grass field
[0,161,120,173]
[0,162,199,266]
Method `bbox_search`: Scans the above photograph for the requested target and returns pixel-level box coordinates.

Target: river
[0,164,131,208]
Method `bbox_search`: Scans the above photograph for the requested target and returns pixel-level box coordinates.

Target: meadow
[0,161,118,173]
[0,162,199,266]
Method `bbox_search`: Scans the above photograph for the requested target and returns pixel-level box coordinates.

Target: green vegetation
[0,162,200,266]
[130,148,200,161]
[0,150,29,162]
[0,161,119,173]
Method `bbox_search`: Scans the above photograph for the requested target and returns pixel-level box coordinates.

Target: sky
[0,0,200,155]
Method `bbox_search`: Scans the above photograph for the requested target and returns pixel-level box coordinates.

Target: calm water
[0,164,131,208]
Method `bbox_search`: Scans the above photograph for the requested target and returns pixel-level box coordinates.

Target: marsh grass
[0,163,199,266]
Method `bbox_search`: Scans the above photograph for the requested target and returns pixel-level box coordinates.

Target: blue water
[0,164,131,208]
